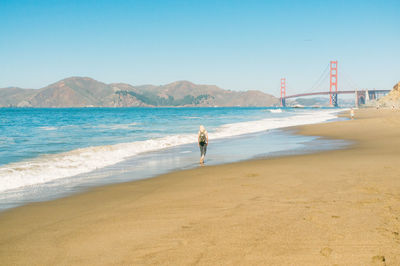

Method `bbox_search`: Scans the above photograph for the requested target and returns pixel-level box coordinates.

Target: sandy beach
[0,108,399,265]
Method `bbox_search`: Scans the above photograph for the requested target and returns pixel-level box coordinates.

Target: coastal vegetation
[116,90,213,106]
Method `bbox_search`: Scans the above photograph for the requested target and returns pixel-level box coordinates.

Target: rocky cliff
[0,77,279,107]
[378,82,400,108]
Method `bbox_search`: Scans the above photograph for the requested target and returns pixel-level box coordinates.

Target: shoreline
[0,129,347,212]
[0,109,344,211]
[1,108,399,265]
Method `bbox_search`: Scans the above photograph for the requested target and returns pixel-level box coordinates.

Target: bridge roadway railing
[282,89,390,107]
[284,90,390,99]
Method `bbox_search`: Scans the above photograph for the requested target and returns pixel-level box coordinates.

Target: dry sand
[0,109,399,265]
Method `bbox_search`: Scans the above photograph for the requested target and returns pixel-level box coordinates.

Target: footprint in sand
[371,255,386,265]
[320,247,332,257]
[246,173,259,177]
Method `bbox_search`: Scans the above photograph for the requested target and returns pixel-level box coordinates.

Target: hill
[0,77,279,107]
[378,82,400,108]
[0,87,37,107]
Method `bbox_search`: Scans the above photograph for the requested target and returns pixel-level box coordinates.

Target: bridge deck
[285,90,390,99]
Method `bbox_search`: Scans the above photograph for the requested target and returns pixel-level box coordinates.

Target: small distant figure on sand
[350,108,355,120]
[198,125,208,165]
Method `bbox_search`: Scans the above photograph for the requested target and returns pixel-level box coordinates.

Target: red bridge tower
[329,61,338,107]
[280,78,286,107]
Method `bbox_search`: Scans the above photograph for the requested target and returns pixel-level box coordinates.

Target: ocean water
[0,107,346,210]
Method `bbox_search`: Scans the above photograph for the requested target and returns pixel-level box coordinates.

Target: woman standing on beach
[198,125,208,165]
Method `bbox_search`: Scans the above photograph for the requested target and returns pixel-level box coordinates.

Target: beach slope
[0,109,399,265]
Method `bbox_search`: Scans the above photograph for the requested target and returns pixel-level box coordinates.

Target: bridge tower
[329,61,338,107]
[280,78,286,107]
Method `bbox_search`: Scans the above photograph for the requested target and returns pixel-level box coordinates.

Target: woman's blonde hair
[199,125,205,132]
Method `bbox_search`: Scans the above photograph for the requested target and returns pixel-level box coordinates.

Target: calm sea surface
[0,107,345,210]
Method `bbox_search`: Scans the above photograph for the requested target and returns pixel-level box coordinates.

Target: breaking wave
[0,110,339,192]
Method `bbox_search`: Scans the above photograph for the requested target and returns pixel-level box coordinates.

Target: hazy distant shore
[0,77,279,108]
[1,108,399,265]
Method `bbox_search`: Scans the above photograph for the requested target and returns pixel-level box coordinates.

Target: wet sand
[1,108,399,265]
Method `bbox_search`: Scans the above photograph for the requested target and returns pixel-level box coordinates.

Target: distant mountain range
[0,77,279,108]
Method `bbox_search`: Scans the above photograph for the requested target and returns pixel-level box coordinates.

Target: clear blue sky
[1,0,399,96]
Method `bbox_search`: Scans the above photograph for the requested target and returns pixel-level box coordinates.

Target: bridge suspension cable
[279,60,390,108]
[340,67,359,90]
[309,63,330,93]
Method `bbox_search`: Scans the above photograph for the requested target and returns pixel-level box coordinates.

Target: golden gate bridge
[280,61,390,107]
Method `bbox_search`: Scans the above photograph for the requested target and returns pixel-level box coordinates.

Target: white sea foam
[96,122,138,130]
[39,126,58,131]
[0,109,340,192]
[269,109,282,113]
